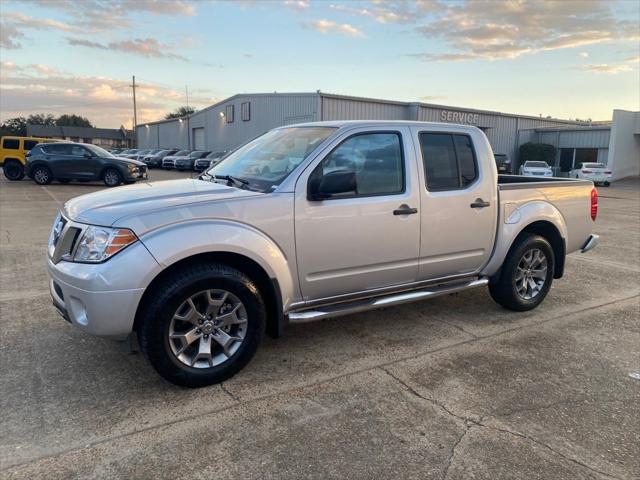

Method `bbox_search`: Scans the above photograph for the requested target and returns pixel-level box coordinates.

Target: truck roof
[282,120,482,131]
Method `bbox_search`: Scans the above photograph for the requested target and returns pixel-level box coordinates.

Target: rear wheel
[137,263,266,387]
[489,234,554,311]
[103,168,122,187]
[32,165,53,185]
[3,160,25,181]
[604,181,610,187]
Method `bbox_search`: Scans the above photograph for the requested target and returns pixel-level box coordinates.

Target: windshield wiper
[214,174,250,188]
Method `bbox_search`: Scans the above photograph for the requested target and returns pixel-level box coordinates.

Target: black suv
[25,142,147,187]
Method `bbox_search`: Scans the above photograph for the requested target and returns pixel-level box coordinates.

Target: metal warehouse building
[136,92,639,179]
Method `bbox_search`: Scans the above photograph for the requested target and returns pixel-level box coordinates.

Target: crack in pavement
[3,293,638,473]
[380,368,623,480]
[219,382,239,402]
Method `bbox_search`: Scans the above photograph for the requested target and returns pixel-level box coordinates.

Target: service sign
[440,110,480,125]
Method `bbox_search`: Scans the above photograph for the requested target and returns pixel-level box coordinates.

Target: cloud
[329,3,412,23]
[408,0,639,61]
[579,52,589,58]
[0,23,24,49]
[66,37,189,61]
[283,0,310,10]
[307,19,365,38]
[624,54,640,63]
[0,62,218,128]
[577,64,633,74]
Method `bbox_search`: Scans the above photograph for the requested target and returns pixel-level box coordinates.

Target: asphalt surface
[0,170,638,479]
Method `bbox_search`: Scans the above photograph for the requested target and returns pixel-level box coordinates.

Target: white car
[570,162,612,186]
[519,161,553,177]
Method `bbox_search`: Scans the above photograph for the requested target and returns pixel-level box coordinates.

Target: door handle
[393,205,418,215]
[470,198,490,209]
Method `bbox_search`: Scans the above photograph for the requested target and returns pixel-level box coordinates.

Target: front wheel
[489,234,555,311]
[137,263,266,387]
[103,168,122,187]
[32,165,53,185]
[3,160,25,181]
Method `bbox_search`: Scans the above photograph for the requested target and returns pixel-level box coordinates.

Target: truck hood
[63,178,260,226]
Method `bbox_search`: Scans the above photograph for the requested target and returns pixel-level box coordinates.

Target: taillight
[590,188,598,221]
[582,169,592,174]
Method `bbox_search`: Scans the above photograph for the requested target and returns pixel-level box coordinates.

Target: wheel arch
[133,251,285,339]
[482,200,567,280]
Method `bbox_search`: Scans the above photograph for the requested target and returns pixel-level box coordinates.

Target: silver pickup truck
[47,121,599,387]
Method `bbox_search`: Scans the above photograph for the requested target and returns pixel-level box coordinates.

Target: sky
[0,0,638,128]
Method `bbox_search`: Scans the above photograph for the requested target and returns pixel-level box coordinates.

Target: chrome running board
[288,278,489,324]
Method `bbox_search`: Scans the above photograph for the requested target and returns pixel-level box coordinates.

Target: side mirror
[308,170,356,201]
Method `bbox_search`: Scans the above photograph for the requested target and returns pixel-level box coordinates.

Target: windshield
[86,144,114,158]
[174,150,190,156]
[205,126,336,192]
[207,151,226,159]
[189,151,207,158]
[525,161,548,168]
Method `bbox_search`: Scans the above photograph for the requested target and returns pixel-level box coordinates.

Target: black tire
[604,182,610,187]
[489,234,555,311]
[3,160,25,181]
[102,168,122,187]
[137,263,266,388]
[32,165,53,185]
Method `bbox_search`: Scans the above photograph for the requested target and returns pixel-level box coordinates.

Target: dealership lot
[1,172,638,479]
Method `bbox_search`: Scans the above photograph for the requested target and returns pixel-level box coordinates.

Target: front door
[294,127,421,301]
[411,127,497,280]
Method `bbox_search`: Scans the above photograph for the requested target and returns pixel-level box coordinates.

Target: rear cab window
[419,133,478,191]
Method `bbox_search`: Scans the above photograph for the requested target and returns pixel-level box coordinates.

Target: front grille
[49,214,83,263]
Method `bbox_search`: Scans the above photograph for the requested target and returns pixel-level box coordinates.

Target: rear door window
[43,144,72,155]
[2,139,20,149]
[419,133,478,191]
[24,140,39,150]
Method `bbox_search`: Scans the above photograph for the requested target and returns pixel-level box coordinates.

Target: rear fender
[482,200,567,278]
[140,219,296,310]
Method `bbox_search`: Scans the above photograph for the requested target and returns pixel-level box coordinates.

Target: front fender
[139,219,296,309]
[481,200,567,278]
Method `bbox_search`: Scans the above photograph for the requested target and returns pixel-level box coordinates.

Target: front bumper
[47,241,161,340]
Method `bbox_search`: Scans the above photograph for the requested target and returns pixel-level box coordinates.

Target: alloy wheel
[515,248,548,300]
[168,289,248,369]
[34,168,50,184]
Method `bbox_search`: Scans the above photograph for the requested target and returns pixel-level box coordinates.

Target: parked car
[127,149,152,161]
[162,150,191,169]
[133,149,161,162]
[519,161,553,177]
[47,121,599,387]
[26,142,147,187]
[494,153,511,173]
[570,162,611,186]
[194,151,228,172]
[144,149,179,169]
[175,151,210,171]
[1,135,60,181]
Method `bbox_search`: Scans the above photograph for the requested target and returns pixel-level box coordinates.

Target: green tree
[0,117,27,136]
[519,142,557,165]
[164,106,197,119]
[55,114,93,127]
[27,113,56,126]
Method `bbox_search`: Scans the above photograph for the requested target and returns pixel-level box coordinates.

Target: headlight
[127,164,137,171]
[73,226,137,262]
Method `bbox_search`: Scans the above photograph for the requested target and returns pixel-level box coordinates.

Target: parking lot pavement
[1,173,638,479]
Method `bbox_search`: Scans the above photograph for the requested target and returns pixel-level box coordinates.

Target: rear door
[294,126,421,300]
[411,127,497,280]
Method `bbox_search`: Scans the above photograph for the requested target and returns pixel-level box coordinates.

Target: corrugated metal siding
[321,97,408,120]
[558,130,610,148]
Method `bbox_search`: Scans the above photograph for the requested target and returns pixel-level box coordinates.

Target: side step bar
[288,278,489,324]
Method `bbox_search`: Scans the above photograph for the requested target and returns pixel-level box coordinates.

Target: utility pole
[185,85,189,110]
[130,75,138,147]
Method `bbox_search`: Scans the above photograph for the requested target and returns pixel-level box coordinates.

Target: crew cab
[46,121,599,387]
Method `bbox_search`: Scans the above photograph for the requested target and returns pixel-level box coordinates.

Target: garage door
[192,128,205,150]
